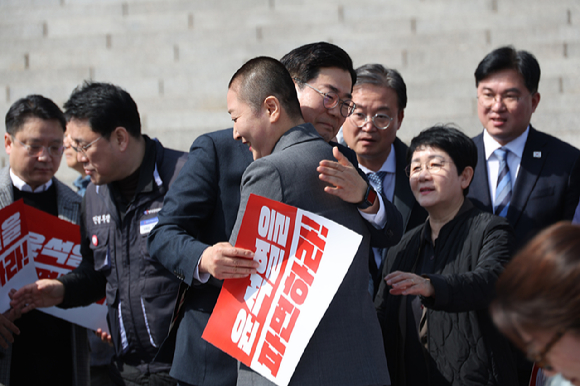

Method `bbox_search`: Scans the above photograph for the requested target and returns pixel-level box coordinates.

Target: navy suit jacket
[148,129,253,385]
[468,126,580,249]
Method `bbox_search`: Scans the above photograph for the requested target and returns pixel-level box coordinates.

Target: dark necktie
[367,171,388,197]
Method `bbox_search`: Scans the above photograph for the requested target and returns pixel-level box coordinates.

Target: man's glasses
[350,112,393,130]
[13,136,64,158]
[70,136,102,157]
[296,79,356,118]
[477,92,529,109]
[527,330,565,371]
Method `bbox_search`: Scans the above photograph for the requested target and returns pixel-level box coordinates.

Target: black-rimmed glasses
[296,80,356,118]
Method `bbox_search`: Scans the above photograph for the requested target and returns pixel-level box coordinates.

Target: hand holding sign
[10,278,65,313]
[199,242,257,280]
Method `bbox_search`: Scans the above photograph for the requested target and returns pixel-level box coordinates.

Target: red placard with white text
[202,194,362,386]
[0,200,109,333]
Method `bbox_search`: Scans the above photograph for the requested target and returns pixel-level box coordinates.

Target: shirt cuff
[358,194,387,229]
[193,261,211,284]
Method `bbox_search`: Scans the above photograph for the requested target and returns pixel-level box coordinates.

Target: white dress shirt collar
[483,125,530,161]
[10,168,53,193]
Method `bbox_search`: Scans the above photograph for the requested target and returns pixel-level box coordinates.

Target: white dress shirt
[483,126,529,207]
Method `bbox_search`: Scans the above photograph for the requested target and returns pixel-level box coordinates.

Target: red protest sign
[203,194,362,386]
[0,200,34,312]
[0,200,109,332]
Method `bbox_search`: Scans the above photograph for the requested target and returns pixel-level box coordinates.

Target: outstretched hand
[318,147,368,204]
[10,279,65,313]
[385,271,435,298]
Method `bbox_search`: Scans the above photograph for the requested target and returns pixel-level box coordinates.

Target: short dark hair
[63,81,141,139]
[474,46,541,94]
[355,64,407,110]
[280,42,357,89]
[5,95,66,135]
[407,125,477,195]
[229,56,303,120]
[491,222,580,350]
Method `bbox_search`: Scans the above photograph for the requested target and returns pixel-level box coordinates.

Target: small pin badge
[92,235,98,246]
[533,151,541,158]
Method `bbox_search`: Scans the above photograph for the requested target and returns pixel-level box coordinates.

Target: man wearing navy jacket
[467,45,580,386]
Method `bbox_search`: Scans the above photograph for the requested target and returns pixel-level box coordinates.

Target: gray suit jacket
[0,166,89,386]
[231,124,390,386]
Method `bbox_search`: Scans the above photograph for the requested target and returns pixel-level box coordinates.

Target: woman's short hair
[491,222,580,350]
[407,124,477,195]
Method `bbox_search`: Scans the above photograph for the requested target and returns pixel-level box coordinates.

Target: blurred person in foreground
[491,222,580,386]
[375,125,518,385]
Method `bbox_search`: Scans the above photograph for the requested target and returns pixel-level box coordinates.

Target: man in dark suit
[341,64,427,296]
[467,45,580,385]
[229,56,390,386]
[148,43,401,386]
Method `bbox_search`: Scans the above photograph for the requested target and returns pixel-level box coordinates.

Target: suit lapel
[392,139,413,230]
[470,134,493,211]
[508,127,546,227]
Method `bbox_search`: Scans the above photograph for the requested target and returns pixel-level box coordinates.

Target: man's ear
[264,96,281,123]
[4,133,13,155]
[112,127,130,151]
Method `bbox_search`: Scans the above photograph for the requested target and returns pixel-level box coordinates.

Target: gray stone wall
[1,0,578,186]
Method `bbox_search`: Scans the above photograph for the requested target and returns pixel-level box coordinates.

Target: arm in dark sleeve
[366,192,403,248]
[58,196,107,308]
[422,216,515,312]
[148,134,229,287]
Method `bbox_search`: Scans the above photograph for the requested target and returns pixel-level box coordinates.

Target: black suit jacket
[468,126,580,249]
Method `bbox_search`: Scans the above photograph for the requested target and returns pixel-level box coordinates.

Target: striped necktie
[367,171,388,197]
[494,147,512,217]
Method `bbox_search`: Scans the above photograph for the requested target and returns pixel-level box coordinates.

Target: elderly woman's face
[522,329,580,384]
[409,146,470,214]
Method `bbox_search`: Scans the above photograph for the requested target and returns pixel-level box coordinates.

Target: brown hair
[491,221,580,350]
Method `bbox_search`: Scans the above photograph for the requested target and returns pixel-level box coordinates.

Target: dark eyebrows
[321,84,352,99]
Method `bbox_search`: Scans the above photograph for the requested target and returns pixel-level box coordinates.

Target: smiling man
[11,82,187,386]
[228,55,391,386]
[467,46,580,386]
[147,42,401,386]
[341,64,427,296]
[0,95,88,386]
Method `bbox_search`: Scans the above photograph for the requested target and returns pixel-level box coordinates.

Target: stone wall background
[1,0,578,185]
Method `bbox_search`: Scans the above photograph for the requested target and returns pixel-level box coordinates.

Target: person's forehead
[352,84,397,108]
[66,118,96,141]
[16,117,64,140]
[412,146,448,160]
[307,67,353,96]
[478,69,527,90]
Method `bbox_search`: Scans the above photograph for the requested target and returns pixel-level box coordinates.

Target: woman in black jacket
[374,125,519,385]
